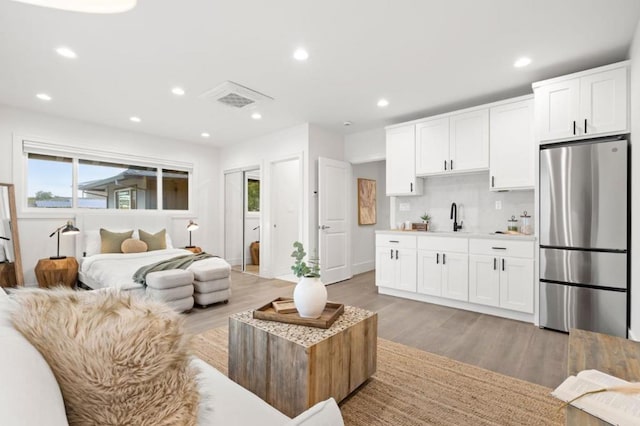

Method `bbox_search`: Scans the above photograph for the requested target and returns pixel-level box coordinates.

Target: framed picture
[357,178,376,225]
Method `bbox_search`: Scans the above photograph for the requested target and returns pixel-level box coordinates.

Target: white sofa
[0,289,344,426]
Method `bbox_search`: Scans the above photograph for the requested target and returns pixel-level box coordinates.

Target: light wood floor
[185,270,568,389]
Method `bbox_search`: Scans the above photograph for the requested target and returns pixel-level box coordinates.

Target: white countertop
[376,229,536,241]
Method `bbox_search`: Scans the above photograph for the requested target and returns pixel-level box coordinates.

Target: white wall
[344,128,386,164]
[0,104,220,284]
[351,161,389,275]
[628,21,640,339]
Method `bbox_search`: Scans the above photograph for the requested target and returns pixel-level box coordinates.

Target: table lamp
[49,220,80,260]
[186,220,199,248]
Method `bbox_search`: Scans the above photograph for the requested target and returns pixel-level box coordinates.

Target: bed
[75,213,232,310]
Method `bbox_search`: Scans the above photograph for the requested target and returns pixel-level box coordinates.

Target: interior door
[318,157,352,284]
[271,157,301,277]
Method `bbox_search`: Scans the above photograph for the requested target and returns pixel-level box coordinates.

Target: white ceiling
[1,0,639,147]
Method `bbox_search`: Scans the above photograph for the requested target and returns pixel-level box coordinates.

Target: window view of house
[27,154,72,208]
[162,169,189,210]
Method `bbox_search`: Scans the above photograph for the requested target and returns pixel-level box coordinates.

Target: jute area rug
[192,328,565,426]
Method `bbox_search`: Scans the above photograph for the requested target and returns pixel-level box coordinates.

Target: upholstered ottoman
[145,269,194,312]
[187,258,231,307]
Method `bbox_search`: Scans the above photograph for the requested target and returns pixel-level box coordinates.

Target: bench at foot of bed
[146,269,195,312]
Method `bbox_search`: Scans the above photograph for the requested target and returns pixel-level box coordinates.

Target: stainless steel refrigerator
[539,138,629,337]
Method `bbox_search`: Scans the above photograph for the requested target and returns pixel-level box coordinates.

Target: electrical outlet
[399,203,411,212]
[495,200,502,210]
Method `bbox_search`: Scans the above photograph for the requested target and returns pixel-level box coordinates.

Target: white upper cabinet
[385,125,422,196]
[449,109,489,172]
[489,98,534,190]
[416,118,449,175]
[534,62,628,143]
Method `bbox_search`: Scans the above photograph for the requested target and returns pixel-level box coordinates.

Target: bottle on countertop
[520,211,532,235]
[507,215,519,233]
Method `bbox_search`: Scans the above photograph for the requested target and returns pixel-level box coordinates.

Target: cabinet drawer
[469,239,534,258]
[376,234,417,249]
[418,236,468,253]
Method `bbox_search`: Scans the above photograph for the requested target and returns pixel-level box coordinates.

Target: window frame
[16,137,195,215]
[244,172,260,217]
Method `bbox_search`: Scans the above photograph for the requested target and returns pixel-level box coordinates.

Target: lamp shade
[10,0,137,14]
[49,220,80,260]
[61,221,80,235]
[187,220,199,231]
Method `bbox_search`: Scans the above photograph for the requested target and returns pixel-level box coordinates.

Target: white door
[395,248,417,292]
[270,157,301,277]
[489,99,535,190]
[386,125,419,196]
[580,67,628,136]
[375,246,396,288]
[441,252,469,301]
[417,250,442,296]
[318,157,351,284]
[537,78,580,141]
[499,257,534,313]
[468,254,500,307]
[224,171,244,270]
[415,118,449,175]
[449,109,489,172]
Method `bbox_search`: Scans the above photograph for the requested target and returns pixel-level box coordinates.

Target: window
[246,178,260,213]
[23,141,192,211]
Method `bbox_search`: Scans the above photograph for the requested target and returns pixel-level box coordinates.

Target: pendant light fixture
[10,0,137,14]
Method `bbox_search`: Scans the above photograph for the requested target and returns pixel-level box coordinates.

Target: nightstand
[184,246,202,254]
[35,257,79,289]
[0,262,16,287]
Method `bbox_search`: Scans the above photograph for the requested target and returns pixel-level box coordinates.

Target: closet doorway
[224,167,261,276]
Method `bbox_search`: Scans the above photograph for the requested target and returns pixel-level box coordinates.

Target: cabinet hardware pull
[491,247,507,250]
[410,182,413,192]
[450,160,453,170]
[493,258,497,270]
[389,240,399,243]
[573,120,576,135]
[436,253,439,264]
[491,176,495,188]
[502,258,505,271]
[390,249,393,259]
[395,250,399,260]
[442,253,446,265]
[584,118,587,134]
[444,160,447,171]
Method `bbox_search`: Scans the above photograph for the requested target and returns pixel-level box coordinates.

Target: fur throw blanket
[11,288,199,426]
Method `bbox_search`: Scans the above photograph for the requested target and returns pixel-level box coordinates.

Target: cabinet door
[489,99,534,190]
[449,109,489,172]
[375,247,396,288]
[441,252,469,301]
[468,255,500,307]
[386,126,420,196]
[580,67,628,136]
[396,249,417,292]
[415,118,449,175]
[499,257,534,313]
[536,78,580,141]
[417,250,442,296]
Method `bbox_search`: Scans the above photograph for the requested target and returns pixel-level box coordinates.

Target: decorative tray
[253,297,345,329]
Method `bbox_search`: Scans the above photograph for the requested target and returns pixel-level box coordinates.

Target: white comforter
[80,249,195,291]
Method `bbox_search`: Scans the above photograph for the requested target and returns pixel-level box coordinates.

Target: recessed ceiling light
[293,48,309,61]
[201,132,210,138]
[377,99,389,108]
[343,121,353,126]
[514,57,532,68]
[251,112,262,120]
[55,46,77,59]
[36,93,52,101]
[171,87,186,96]
[129,116,141,123]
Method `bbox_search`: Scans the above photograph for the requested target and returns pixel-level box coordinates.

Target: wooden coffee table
[228,306,377,417]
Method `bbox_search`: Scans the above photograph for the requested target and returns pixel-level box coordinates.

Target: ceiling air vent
[200,81,273,109]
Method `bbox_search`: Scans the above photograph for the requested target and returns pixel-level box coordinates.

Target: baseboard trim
[629,328,639,341]
[351,261,375,275]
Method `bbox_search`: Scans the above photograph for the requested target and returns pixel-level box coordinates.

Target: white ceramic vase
[293,276,327,319]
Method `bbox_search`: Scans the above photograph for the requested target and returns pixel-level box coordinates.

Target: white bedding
[80,249,195,291]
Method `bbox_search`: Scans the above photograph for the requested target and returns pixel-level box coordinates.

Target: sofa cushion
[0,289,68,426]
[286,398,344,426]
[11,288,199,426]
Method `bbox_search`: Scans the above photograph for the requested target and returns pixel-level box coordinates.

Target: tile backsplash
[394,172,535,234]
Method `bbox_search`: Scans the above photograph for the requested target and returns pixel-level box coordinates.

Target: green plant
[290,241,320,278]
[420,213,431,222]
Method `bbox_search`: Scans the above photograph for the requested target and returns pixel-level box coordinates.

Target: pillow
[121,238,147,253]
[100,228,133,253]
[139,229,167,251]
[11,288,199,426]
[0,290,68,426]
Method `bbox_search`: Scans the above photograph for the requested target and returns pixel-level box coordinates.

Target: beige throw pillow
[121,238,148,253]
[11,288,199,426]
[139,229,167,251]
[100,229,133,253]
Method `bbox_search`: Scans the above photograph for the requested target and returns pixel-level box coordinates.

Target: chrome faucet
[450,202,463,232]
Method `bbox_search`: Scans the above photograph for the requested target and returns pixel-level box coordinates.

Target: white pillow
[286,398,344,426]
[0,291,68,426]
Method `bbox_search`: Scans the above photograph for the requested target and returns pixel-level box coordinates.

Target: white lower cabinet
[441,252,469,301]
[375,235,417,292]
[417,250,442,296]
[469,255,500,307]
[499,257,534,313]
